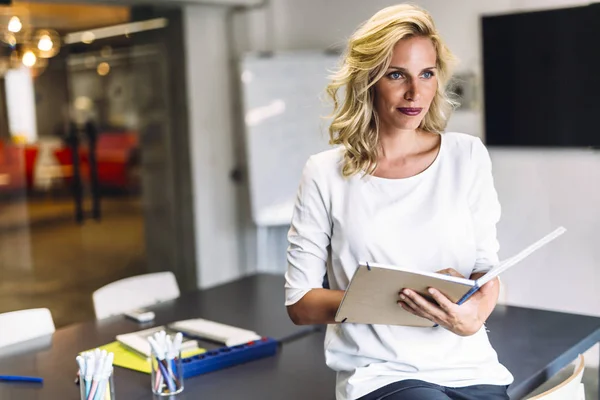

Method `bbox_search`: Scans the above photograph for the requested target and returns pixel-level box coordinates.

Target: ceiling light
[34,30,60,58]
[8,17,22,33]
[22,50,36,68]
[97,62,110,76]
[37,34,53,52]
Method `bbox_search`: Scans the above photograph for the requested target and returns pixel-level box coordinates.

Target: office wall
[127,4,253,292]
[183,5,249,289]
[238,0,600,363]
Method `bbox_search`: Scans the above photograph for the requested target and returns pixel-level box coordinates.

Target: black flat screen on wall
[481,4,600,147]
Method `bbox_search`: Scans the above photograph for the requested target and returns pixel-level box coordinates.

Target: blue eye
[422,71,434,79]
[388,71,403,80]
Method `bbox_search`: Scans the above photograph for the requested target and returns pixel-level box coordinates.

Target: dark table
[1,274,599,400]
[164,303,600,400]
[0,333,336,400]
[0,273,317,399]
[128,332,337,400]
[145,272,316,343]
[298,304,600,400]
[487,304,600,399]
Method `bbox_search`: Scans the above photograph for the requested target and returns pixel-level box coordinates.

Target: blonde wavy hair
[326,4,458,177]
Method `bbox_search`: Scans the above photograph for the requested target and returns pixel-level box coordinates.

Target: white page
[365,262,476,286]
[476,226,566,287]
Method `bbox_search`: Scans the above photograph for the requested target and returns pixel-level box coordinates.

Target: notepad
[168,319,261,347]
[335,226,566,327]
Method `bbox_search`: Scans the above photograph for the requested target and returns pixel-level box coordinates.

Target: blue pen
[0,375,43,383]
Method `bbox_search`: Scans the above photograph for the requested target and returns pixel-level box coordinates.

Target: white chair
[0,308,56,349]
[93,271,180,319]
[527,354,586,399]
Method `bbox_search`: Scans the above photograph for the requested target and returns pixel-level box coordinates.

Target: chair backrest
[93,271,180,319]
[528,354,586,399]
[0,308,56,348]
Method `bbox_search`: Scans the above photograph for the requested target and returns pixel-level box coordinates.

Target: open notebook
[335,227,566,327]
[116,326,200,357]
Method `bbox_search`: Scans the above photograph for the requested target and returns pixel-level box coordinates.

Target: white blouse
[285,132,514,400]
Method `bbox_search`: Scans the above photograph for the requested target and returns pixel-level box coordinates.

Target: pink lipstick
[397,108,422,116]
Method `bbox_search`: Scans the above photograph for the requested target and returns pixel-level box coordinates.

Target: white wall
[183,5,246,289]
[491,148,600,314]
[239,0,600,365]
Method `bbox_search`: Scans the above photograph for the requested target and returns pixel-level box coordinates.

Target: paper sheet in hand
[334,226,566,327]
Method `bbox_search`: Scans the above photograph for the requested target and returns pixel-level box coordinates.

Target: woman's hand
[397,269,499,336]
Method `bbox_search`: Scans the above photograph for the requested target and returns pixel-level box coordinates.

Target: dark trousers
[357,379,510,400]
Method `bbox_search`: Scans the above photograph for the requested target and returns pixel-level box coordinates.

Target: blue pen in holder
[148,331,185,396]
[150,351,184,396]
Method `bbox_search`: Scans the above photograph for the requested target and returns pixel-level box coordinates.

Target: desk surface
[150,272,315,343]
[487,304,600,399]
[0,334,336,400]
[134,332,336,400]
[1,274,599,400]
[0,273,316,399]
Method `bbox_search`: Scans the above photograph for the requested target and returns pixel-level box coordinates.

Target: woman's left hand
[398,269,498,336]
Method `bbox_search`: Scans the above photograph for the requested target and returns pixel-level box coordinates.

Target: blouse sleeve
[285,156,332,306]
[468,138,502,274]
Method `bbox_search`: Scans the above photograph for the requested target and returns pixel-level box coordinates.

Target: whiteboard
[239,51,341,226]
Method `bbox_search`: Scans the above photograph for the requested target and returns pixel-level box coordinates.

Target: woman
[284,4,514,400]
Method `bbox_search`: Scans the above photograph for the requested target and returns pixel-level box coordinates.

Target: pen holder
[150,352,184,396]
[79,367,115,400]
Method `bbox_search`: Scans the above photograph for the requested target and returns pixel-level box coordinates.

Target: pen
[88,350,107,400]
[0,375,44,383]
[94,353,114,400]
[149,337,176,392]
[84,353,94,397]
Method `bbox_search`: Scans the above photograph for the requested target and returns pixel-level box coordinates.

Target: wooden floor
[0,196,147,328]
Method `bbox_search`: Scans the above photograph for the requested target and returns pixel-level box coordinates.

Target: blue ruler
[181,337,278,378]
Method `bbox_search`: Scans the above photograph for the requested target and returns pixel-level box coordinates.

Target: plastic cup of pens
[148,330,184,396]
[77,349,115,400]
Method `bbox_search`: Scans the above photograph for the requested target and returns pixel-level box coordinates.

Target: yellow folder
[84,341,205,374]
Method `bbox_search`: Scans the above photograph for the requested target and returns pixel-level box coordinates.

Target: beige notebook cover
[335,227,566,327]
[334,264,475,327]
